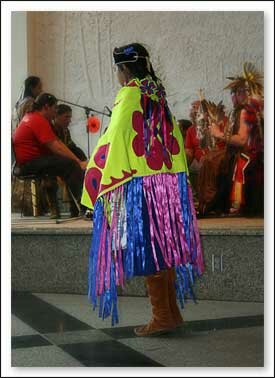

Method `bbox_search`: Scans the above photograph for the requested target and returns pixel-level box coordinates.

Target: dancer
[197,100,228,216]
[81,43,204,336]
[210,62,264,216]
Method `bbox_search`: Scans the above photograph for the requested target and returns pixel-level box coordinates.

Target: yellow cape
[81,77,189,209]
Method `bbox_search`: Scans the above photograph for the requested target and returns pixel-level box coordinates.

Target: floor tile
[35,293,152,328]
[12,345,84,367]
[12,335,52,349]
[11,314,38,337]
[101,325,139,339]
[60,339,163,367]
[34,293,264,329]
[100,315,263,340]
[174,315,264,335]
[10,293,265,368]
[44,329,113,345]
[12,292,92,333]
[120,326,264,367]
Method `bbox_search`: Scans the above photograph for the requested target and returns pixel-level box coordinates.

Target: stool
[11,162,80,219]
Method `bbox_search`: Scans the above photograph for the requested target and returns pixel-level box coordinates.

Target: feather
[204,100,225,123]
[224,62,263,96]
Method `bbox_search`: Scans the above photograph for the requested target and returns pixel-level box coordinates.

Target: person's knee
[62,159,84,186]
[61,158,80,174]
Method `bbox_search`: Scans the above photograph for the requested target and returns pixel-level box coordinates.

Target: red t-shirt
[13,112,57,164]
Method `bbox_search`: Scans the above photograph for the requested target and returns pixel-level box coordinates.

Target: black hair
[113,43,160,83]
[23,76,41,98]
[56,104,72,115]
[31,93,57,112]
[178,119,192,129]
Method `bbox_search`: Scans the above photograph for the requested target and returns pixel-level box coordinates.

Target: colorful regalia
[81,76,205,325]
[224,63,264,214]
[227,101,264,212]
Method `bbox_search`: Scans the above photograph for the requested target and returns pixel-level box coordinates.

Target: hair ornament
[124,46,134,55]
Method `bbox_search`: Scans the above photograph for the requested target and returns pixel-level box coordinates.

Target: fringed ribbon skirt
[88,172,204,325]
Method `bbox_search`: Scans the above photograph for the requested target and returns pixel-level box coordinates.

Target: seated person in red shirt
[12,93,88,217]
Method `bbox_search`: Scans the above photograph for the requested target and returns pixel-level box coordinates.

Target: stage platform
[11,213,264,232]
[11,214,264,302]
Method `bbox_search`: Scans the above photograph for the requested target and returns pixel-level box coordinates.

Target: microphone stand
[57,98,112,158]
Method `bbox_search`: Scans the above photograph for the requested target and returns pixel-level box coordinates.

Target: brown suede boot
[167,268,184,328]
[134,270,176,337]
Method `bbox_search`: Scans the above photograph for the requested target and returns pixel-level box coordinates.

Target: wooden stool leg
[21,179,26,218]
[11,176,17,200]
[31,179,39,217]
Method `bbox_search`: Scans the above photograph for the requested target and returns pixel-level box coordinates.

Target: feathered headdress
[204,100,225,123]
[196,89,208,113]
[224,62,263,96]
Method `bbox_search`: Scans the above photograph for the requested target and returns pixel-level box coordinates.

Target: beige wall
[25,11,264,156]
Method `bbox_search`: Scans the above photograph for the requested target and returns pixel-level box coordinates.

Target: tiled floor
[11,292,264,367]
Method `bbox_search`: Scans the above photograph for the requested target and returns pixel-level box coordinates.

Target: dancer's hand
[79,160,88,170]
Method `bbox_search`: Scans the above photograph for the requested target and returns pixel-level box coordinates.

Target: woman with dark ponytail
[30,92,57,112]
[14,76,43,125]
[82,43,205,336]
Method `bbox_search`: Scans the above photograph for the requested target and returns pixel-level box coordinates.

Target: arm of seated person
[45,139,88,170]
